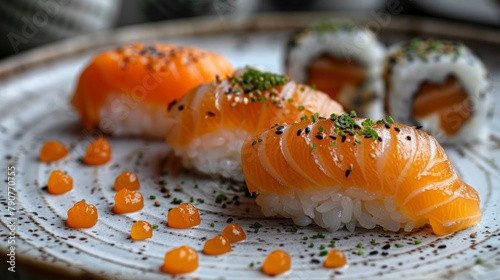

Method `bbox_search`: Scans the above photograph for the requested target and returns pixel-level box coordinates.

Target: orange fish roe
[112,189,144,214]
[161,245,198,275]
[83,138,111,165]
[66,201,98,228]
[39,140,69,162]
[130,220,153,240]
[167,203,201,229]
[114,171,140,191]
[203,235,231,255]
[47,170,73,194]
[261,249,291,276]
[323,249,347,268]
[221,223,246,243]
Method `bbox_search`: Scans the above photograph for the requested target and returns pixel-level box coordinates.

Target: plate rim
[2,11,500,80]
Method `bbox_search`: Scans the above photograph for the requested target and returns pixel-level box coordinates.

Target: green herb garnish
[252,222,263,233]
[312,232,325,239]
[215,194,228,204]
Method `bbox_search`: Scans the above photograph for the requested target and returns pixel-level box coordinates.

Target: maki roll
[383,38,492,143]
[285,19,385,119]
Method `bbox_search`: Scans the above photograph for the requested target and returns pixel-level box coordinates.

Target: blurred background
[0,0,500,60]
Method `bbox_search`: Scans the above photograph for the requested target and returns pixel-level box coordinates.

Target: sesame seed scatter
[115,44,210,72]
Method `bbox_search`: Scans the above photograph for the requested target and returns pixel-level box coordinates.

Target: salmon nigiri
[241,112,481,235]
[71,43,234,138]
[165,67,344,180]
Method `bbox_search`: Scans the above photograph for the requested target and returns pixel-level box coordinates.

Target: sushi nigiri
[241,112,481,235]
[383,38,492,144]
[165,67,345,180]
[286,19,385,119]
[71,43,234,138]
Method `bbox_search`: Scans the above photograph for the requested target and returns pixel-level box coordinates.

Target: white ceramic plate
[1,13,499,280]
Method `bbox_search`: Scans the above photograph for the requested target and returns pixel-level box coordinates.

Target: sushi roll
[383,38,492,144]
[285,19,385,119]
[71,43,234,138]
[241,113,481,235]
[165,67,344,180]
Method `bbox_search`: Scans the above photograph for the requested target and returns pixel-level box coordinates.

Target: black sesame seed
[297,129,302,136]
[275,130,283,135]
[382,244,391,250]
[438,245,447,249]
[178,105,184,111]
[329,135,337,140]
[225,88,232,94]
[369,250,379,255]
[381,252,389,256]
[206,111,215,117]
[226,218,234,223]
[167,99,177,111]
[311,259,320,264]
[377,136,383,142]
[364,135,372,139]
[252,140,257,146]
[305,127,311,134]
[406,136,411,141]
[384,122,391,129]
[315,134,324,140]
[354,124,362,130]
[416,125,423,129]
[394,127,400,132]
[342,135,346,143]
[345,169,351,178]
[277,125,285,131]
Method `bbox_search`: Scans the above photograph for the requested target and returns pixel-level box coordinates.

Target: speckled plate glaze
[1,13,499,280]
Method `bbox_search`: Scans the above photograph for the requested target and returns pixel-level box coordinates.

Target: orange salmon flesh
[242,117,481,235]
[71,43,234,130]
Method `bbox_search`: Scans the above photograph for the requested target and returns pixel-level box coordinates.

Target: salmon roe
[39,140,69,162]
[203,235,231,255]
[114,171,140,191]
[130,220,152,240]
[323,249,347,268]
[66,201,98,228]
[161,245,198,275]
[261,249,291,276]
[167,203,200,229]
[112,189,144,214]
[83,138,111,165]
[221,223,246,243]
[47,170,73,194]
